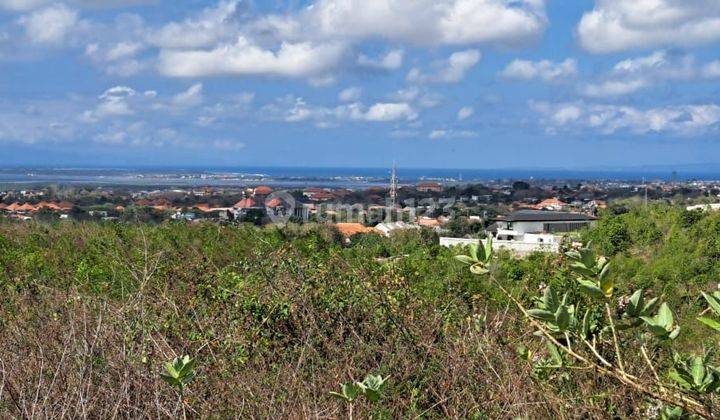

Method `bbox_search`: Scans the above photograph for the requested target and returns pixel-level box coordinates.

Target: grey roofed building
[502,210,596,222]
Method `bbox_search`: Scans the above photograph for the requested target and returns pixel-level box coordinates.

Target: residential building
[416,182,442,193]
[485,210,596,255]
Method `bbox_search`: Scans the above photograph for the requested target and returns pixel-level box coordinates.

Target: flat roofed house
[483,210,596,255]
[496,210,596,238]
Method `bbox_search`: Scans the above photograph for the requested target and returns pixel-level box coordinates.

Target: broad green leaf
[364,388,381,402]
[581,309,591,336]
[569,262,595,278]
[362,374,387,392]
[468,243,479,262]
[483,237,493,262]
[454,255,475,265]
[542,286,559,311]
[668,369,692,389]
[702,291,720,316]
[697,316,720,332]
[690,357,706,386]
[657,303,674,328]
[555,305,570,331]
[160,374,179,387]
[164,362,178,378]
[527,309,556,322]
[647,323,671,338]
[577,279,605,299]
[580,249,596,269]
[546,342,562,366]
[642,297,660,315]
[628,289,643,315]
[565,250,581,260]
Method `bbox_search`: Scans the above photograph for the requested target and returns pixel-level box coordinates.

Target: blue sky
[2,0,720,169]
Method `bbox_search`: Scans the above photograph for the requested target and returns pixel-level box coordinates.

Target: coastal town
[3,172,719,254]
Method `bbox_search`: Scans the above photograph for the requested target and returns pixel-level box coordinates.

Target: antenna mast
[390,163,398,208]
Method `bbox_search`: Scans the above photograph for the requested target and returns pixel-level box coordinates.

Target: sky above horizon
[2,0,720,169]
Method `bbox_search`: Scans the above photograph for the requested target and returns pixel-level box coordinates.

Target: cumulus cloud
[18,4,78,44]
[90,86,137,119]
[1,0,157,11]
[580,50,720,98]
[149,0,240,49]
[578,0,720,53]
[269,95,417,125]
[85,41,147,76]
[357,49,404,70]
[580,79,648,98]
[338,87,361,102]
[407,49,481,83]
[304,0,546,46]
[500,58,577,82]
[531,100,720,135]
[363,102,417,122]
[457,106,474,120]
[157,37,346,78]
[172,83,204,107]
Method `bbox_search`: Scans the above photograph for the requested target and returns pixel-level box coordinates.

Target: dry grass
[0,221,658,418]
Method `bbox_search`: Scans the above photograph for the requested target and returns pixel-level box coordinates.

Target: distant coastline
[0,165,718,189]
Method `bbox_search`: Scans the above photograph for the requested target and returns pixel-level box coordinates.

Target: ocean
[0,166,717,189]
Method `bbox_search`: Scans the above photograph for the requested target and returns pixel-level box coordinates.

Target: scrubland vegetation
[1,203,720,418]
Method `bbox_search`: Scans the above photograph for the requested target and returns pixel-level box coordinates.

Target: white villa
[440,210,596,255]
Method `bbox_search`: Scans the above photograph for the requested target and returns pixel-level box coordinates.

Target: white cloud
[407,49,481,83]
[149,0,240,49]
[305,0,546,46]
[580,79,648,98]
[85,40,147,76]
[501,58,577,82]
[580,50,720,98]
[270,95,417,125]
[172,83,204,107]
[338,87,361,102]
[19,4,78,44]
[357,49,404,70]
[531,100,720,135]
[1,0,157,11]
[703,60,720,78]
[0,0,48,11]
[95,86,136,117]
[457,106,474,120]
[389,87,421,102]
[578,0,720,53]
[157,37,346,78]
[363,102,417,122]
[105,41,143,61]
[429,129,478,139]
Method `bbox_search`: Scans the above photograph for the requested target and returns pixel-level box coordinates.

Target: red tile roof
[234,198,258,208]
[334,223,378,237]
[254,186,273,196]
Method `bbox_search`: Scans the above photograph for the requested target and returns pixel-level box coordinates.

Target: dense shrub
[0,210,718,417]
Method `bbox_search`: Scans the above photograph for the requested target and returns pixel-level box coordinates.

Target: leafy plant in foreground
[455,239,718,419]
[160,355,196,393]
[698,292,720,332]
[330,374,389,419]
